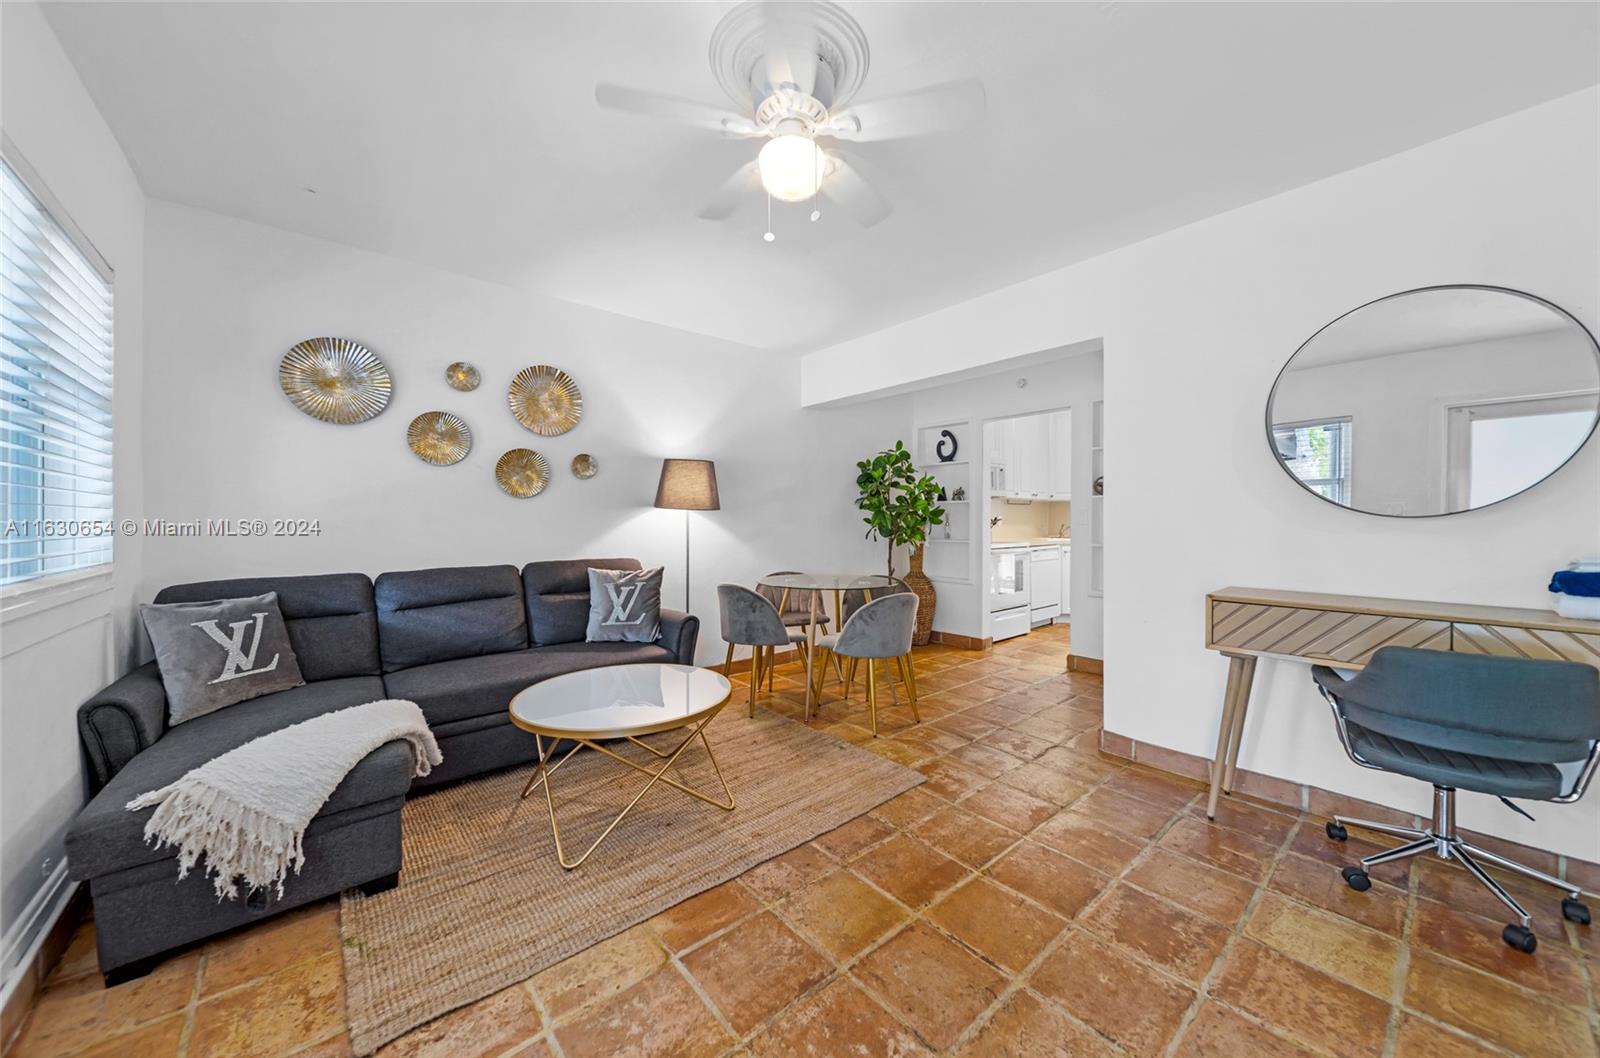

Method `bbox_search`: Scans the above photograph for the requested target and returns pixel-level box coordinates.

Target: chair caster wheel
[1341,866,1371,892]
[1502,925,1537,953]
[1562,897,1591,925]
[1326,822,1348,842]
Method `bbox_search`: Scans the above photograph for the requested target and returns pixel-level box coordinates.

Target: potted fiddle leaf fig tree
[855,440,946,645]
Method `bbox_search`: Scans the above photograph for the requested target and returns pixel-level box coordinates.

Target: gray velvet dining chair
[838,576,913,619]
[758,572,831,634]
[717,584,807,715]
[810,592,920,735]
[833,578,914,704]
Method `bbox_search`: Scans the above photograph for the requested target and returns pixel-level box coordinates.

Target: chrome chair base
[1328,785,1591,953]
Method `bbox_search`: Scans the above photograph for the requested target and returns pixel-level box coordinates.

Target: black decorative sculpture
[935,429,958,462]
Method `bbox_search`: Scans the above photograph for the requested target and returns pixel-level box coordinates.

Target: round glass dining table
[754,572,898,710]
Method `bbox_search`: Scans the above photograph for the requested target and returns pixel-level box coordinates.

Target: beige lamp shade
[654,459,720,511]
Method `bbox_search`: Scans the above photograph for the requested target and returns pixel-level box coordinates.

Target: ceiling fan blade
[825,79,987,142]
[595,83,762,137]
[759,3,821,98]
[822,155,891,228]
[697,160,762,220]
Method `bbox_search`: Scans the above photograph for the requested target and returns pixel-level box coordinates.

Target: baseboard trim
[1101,729,1600,893]
[930,631,990,651]
[2,874,84,1052]
[1067,654,1103,674]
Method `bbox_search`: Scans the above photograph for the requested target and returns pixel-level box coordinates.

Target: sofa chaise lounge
[66,558,697,983]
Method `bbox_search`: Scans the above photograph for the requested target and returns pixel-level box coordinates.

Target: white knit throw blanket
[126,698,442,900]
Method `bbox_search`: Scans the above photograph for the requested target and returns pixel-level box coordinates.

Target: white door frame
[1442,389,1599,510]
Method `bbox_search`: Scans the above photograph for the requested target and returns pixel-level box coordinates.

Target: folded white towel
[126,698,441,900]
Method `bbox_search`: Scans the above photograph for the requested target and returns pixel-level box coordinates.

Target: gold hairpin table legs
[521,709,736,870]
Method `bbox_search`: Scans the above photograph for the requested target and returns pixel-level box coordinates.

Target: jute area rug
[339,705,922,1054]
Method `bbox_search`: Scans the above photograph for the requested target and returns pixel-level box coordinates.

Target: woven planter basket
[904,546,937,646]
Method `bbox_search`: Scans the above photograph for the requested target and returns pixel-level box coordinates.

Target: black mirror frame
[1265,284,1600,519]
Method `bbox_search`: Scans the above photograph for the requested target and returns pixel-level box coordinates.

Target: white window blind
[1272,416,1352,505]
[0,153,114,587]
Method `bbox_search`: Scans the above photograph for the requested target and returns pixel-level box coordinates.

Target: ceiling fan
[595,0,985,239]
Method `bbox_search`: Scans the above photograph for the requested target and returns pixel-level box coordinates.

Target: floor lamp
[654,459,720,612]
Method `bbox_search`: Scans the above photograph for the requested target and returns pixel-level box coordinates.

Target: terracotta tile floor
[10,625,1600,1058]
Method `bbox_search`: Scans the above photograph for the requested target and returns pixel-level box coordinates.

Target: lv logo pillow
[585,567,664,644]
[141,592,307,724]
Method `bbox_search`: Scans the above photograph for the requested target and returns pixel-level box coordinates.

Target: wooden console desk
[1203,587,1600,817]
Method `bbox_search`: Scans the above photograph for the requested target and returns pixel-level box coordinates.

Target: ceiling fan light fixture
[757,133,826,202]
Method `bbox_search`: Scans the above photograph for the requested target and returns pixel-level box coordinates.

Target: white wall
[0,1,147,988]
[909,351,1104,656]
[141,201,905,664]
[801,89,1600,860]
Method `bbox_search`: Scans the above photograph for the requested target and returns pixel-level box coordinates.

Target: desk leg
[1204,660,1243,818]
[1221,655,1256,796]
[1205,654,1257,818]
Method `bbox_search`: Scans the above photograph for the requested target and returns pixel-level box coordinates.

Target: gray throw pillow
[140,592,306,725]
[585,567,663,644]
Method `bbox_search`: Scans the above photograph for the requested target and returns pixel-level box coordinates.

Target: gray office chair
[1313,646,1600,952]
[717,585,808,716]
[811,592,919,736]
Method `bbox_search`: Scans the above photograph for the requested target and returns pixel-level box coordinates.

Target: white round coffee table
[509,663,735,869]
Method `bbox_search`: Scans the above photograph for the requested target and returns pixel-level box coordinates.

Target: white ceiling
[42,2,1600,353]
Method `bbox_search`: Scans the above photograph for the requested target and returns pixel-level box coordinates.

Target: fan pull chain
[763,193,775,243]
[810,146,821,222]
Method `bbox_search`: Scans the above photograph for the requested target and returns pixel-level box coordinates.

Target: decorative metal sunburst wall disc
[445,362,481,391]
[497,448,551,497]
[508,365,583,436]
[407,411,472,466]
[279,337,392,424]
[571,453,598,479]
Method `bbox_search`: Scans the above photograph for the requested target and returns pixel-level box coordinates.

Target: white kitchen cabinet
[1010,415,1050,497]
[988,412,1071,499]
[984,419,1007,465]
[1047,410,1072,499]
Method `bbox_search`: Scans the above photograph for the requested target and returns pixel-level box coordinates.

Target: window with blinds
[0,154,115,588]
[1271,416,1352,505]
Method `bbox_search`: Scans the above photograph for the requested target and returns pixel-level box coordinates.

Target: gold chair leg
[865,659,879,736]
[766,646,777,692]
[807,646,827,719]
[896,655,921,723]
[843,656,856,702]
[880,658,900,705]
[723,642,734,675]
[748,646,761,717]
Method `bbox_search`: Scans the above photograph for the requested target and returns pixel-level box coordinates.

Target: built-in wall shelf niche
[914,420,977,585]
[1089,399,1104,598]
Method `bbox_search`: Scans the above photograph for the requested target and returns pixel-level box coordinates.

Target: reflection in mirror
[1267,286,1600,516]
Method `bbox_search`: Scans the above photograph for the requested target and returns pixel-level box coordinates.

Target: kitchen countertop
[991,538,1072,548]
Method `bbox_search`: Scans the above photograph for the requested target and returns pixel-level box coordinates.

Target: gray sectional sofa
[66,558,698,983]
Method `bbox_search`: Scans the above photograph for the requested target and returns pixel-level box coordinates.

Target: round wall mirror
[1267,285,1600,517]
